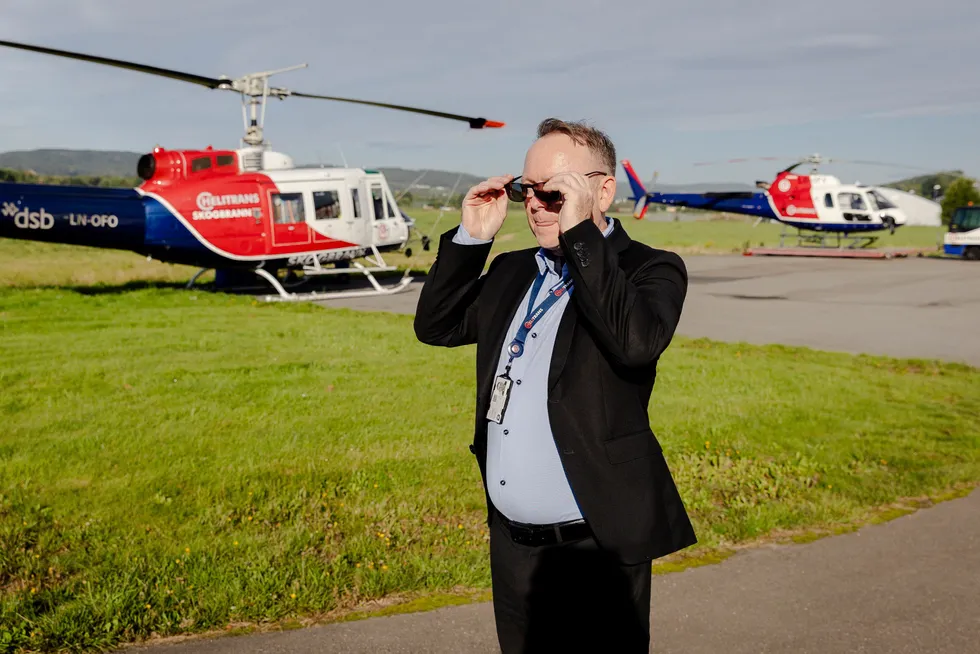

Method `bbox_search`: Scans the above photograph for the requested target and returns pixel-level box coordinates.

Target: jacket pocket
[604,429,661,464]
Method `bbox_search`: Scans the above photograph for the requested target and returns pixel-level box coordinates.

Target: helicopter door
[368,181,400,244]
[310,186,350,245]
[837,192,871,222]
[270,190,312,246]
[348,186,368,245]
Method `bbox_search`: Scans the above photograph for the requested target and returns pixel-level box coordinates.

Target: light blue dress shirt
[452,218,615,525]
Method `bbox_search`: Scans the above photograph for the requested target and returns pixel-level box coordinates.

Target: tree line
[0,167,141,188]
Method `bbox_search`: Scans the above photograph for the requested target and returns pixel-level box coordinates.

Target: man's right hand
[460,175,514,241]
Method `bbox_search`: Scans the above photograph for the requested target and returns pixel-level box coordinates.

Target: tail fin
[620,159,650,220]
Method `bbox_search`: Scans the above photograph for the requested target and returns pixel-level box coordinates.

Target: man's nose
[527,193,548,211]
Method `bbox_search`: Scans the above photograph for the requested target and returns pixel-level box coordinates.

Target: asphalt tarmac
[318,254,980,367]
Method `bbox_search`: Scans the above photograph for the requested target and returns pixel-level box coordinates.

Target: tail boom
[0,182,147,252]
[646,191,777,220]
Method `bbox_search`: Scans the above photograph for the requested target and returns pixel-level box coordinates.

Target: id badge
[486,374,513,424]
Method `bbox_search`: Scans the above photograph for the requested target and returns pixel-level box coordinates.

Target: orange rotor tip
[484,120,505,128]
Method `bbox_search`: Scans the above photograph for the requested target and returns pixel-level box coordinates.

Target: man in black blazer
[414,118,696,653]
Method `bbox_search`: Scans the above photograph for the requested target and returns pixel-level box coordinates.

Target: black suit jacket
[414,217,696,565]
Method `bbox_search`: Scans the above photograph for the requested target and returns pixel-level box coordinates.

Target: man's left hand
[541,172,596,234]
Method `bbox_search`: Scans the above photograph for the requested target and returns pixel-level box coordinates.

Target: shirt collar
[536,216,614,275]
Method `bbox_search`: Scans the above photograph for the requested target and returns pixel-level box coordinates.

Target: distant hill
[880,170,966,199]
[296,164,486,195]
[0,148,773,200]
[0,149,142,178]
[0,149,488,193]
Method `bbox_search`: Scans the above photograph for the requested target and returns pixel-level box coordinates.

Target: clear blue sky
[1,0,977,187]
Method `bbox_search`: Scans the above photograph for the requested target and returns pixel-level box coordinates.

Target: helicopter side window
[271,192,305,224]
[371,185,385,221]
[190,156,212,173]
[385,188,398,219]
[824,193,834,208]
[216,155,235,168]
[351,189,362,218]
[313,190,342,220]
[838,192,866,211]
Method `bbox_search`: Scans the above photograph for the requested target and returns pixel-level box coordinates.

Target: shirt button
[516,380,522,385]
[504,430,509,435]
[532,333,537,338]
[500,480,506,486]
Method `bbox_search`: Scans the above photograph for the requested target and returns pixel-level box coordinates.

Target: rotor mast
[226,64,308,148]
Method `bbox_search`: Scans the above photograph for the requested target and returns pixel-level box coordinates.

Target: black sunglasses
[505,171,607,204]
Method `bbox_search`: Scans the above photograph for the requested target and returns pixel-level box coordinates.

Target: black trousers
[489,511,653,654]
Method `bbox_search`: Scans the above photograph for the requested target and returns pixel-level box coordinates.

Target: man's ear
[598,177,617,212]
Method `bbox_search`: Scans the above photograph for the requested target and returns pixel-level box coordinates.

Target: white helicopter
[623,154,923,248]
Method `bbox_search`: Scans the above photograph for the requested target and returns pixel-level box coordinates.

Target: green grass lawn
[1,286,978,652]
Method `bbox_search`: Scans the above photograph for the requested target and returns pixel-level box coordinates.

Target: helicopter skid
[255,266,414,302]
[779,226,878,250]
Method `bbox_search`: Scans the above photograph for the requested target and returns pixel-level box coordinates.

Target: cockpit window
[868,190,895,210]
[190,156,212,172]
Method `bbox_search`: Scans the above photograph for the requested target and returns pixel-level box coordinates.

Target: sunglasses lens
[535,189,561,204]
[503,180,563,204]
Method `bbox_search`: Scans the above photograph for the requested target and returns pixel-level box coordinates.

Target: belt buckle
[553,524,563,544]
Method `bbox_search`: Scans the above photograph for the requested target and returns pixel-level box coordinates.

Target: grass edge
[112,481,979,650]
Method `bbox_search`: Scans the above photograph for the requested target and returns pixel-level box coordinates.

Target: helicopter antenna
[396,169,430,201]
[337,144,349,168]
[429,171,465,236]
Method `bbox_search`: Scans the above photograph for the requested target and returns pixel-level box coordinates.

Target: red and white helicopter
[622,154,917,248]
[0,40,504,300]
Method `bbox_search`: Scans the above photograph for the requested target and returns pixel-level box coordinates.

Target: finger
[482,175,515,191]
[541,174,583,192]
[465,181,498,199]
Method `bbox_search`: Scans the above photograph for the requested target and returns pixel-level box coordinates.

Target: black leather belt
[497,513,593,546]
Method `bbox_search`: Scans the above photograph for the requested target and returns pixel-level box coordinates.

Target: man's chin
[531,222,560,249]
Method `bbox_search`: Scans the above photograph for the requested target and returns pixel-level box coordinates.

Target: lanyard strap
[504,271,573,367]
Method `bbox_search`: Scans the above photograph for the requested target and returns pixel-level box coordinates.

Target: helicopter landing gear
[186,267,212,289]
[779,225,879,250]
[256,245,414,302]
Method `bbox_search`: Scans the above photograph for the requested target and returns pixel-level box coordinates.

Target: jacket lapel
[548,298,577,392]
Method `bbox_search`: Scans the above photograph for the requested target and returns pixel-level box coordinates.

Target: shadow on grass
[21,268,430,297]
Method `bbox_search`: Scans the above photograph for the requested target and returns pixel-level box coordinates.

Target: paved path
[318,255,980,367]
[122,488,980,653]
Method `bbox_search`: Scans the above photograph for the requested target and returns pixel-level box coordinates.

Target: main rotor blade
[692,157,788,166]
[290,91,504,129]
[829,159,932,171]
[0,39,226,89]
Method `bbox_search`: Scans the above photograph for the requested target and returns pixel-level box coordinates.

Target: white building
[876,187,942,226]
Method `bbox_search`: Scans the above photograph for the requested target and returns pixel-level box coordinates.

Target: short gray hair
[536,118,616,175]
